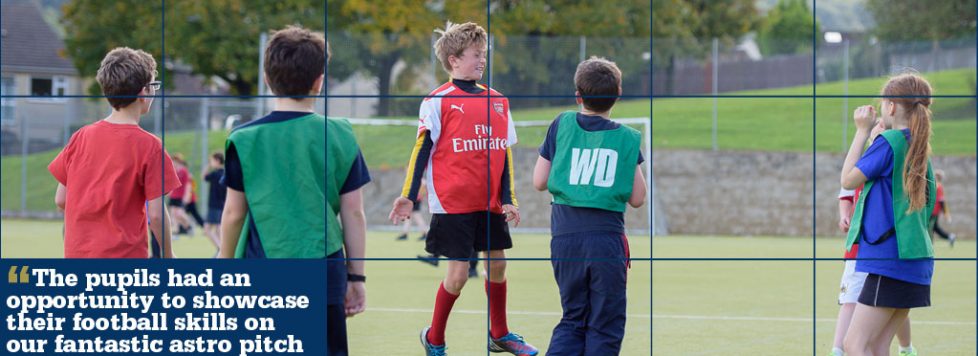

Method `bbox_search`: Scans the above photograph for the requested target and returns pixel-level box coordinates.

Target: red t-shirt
[48,120,181,258]
[169,167,191,200]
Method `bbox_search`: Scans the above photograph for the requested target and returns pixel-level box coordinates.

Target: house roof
[1,1,77,75]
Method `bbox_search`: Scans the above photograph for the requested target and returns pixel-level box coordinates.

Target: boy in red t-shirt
[48,47,181,258]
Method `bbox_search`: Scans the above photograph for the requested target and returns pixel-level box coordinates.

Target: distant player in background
[183,175,206,232]
[169,153,194,236]
[48,47,180,258]
[533,57,646,355]
[203,152,226,253]
[409,176,480,278]
[171,154,206,235]
[418,249,482,279]
[389,21,537,356]
[929,169,956,246]
[396,177,429,241]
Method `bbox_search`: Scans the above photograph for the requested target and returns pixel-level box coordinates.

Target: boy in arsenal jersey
[389,21,537,356]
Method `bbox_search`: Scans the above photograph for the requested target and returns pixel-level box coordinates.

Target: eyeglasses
[146,81,162,91]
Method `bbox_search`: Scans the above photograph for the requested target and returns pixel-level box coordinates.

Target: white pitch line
[369,307,976,326]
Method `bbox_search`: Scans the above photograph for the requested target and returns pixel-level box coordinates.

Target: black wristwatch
[347,273,366,283]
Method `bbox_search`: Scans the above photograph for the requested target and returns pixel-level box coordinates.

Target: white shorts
[838,260,868,304]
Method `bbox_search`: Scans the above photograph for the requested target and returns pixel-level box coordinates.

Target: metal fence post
[842,39,850,151]
[580,35,586,63]
[199,97,209,208]
[712,37,719,152]
[258,32,268,116]
[20,117,27,213]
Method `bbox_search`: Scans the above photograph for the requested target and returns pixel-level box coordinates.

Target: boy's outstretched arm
[341,188,367,317]
[55,183,67,211]
[532,156,550,191]
[147,196,174,258]
[629,165,646,208]
[390,130,433,223]
[500,148,520,226]
[838,198,853,233]
[219,188,248,258]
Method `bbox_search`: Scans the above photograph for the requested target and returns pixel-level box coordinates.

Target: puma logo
[450,104,465,114]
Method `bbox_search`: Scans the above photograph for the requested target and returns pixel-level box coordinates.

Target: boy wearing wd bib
[533,57,647,355]
[841,74,936,356]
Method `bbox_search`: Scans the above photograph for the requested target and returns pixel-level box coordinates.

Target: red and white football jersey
[418,82,517,214]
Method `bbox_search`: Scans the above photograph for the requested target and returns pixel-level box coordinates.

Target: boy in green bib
[218,26,367,355]
[532,57,647,355]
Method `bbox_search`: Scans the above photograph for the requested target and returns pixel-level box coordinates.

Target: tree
[485,0,651,106]
[166,0,323,96]
[686,0,760,44]
[866,0,975,92]
[757,0,820,56]
[866,0,976,42]
[62,0,324,96]
[652,0,759,94]
[62,0,164,95]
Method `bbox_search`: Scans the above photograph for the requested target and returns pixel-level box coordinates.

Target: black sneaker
[417,254,439,267]
[418,233,427,241]
[395,234,408,241]
[468,268,478,278]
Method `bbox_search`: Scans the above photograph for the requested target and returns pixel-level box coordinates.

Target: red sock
[486,280,509,339]
[428,282,459,346]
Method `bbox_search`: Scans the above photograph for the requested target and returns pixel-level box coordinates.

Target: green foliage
[62,0,164,96]
[866,0,976,42]
[62,0,324,96]
[757,0,820,56]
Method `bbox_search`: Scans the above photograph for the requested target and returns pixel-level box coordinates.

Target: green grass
[3,68,975,211]
[1,219,974,354]
[354,68,975,168]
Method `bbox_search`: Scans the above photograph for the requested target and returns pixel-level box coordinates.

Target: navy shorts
[326,250,349,355]
[206,208,223,224]
[326,250,347,305]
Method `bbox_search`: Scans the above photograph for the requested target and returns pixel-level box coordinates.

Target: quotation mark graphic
[8,266,29,284]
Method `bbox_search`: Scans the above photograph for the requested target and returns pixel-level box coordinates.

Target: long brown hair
[881,73,932,212]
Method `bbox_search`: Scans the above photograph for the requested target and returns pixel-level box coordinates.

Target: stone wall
[360,148,976,238]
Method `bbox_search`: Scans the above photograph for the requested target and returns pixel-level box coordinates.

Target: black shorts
[168,199,184,208]
[425,212,513,259]
[858,273,931,309]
